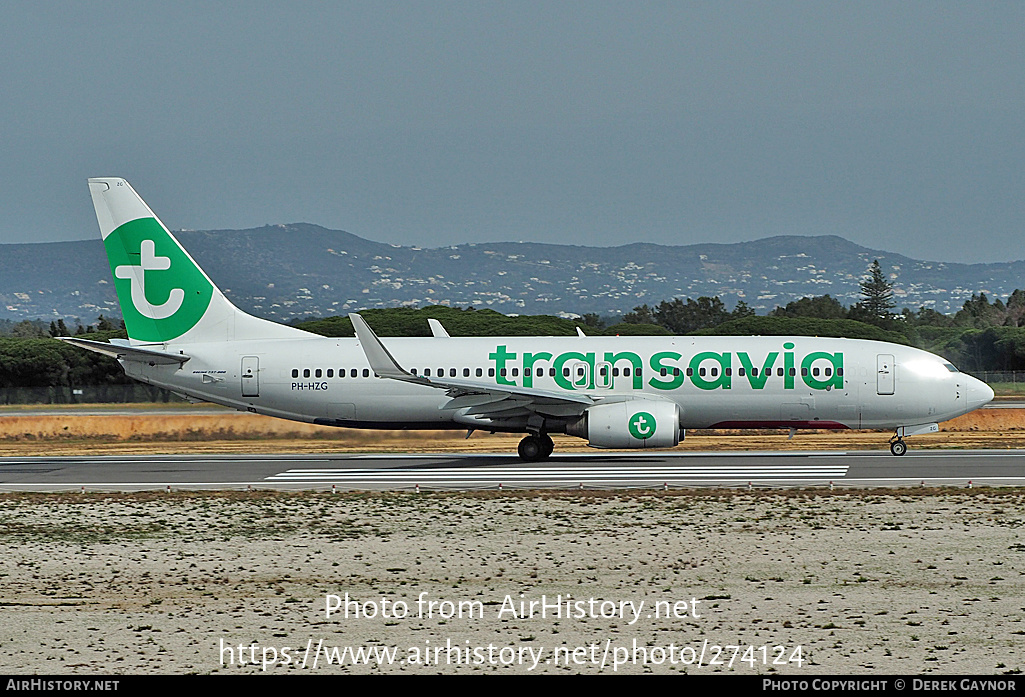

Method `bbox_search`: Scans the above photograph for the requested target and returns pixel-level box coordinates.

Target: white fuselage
[122,334,991,434]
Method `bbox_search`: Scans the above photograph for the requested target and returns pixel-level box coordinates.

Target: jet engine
[566,401,681,449]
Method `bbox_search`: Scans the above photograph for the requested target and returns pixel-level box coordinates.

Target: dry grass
[1,407,1024,457]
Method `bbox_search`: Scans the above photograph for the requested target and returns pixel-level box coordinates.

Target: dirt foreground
[1,489,1023,675]
[1,407,1024,676]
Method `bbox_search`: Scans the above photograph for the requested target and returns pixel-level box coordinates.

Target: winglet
[428,318,451,338]
[349,313,413,379]
[576,326,586,338]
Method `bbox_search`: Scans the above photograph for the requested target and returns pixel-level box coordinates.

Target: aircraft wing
[349,313,594,414]
[57,337,190,365]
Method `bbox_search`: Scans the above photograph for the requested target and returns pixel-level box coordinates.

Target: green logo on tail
[104,218,212,342]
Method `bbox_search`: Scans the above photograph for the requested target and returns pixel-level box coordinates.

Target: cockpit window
[943,363,959,373]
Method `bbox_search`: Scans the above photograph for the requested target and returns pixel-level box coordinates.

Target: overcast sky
[1,2,1022,263]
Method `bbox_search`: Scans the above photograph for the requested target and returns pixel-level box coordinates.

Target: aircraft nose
[965,376,994,414]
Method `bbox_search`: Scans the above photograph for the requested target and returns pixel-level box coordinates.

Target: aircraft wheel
[539,433,554,459]
[889,439,907,456]
[518,435,544,462]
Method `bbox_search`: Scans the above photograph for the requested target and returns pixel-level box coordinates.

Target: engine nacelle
[567,401,681,449]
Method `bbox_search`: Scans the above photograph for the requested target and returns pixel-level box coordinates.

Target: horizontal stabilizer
[57,337,190,365]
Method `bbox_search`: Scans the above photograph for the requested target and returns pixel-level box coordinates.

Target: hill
[3,226,1023,323]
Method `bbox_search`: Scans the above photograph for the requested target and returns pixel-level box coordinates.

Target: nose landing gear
[887,423,940,456]
[889,434,907,456]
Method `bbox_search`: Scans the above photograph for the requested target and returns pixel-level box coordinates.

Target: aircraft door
[241,356,260,397]
[876,354,894,395]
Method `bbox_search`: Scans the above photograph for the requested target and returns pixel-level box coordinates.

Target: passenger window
[825,368,832,376]
[362,369,369,378]
[536,368,543,377]
[837,368,844,376]
[511,368,518,377]
[686,368,693,377]
[751,368,758,377]
[673,368,680,377]
[724,368,731,376]
[612,367,620,377]
[450,368,457,377]
[699,367,706,377]
[660,368,667,377]
[488,368,495,377]
[777,368,784,377]
[476,368,483,377]
[291,369,299,378]
[315,369,322,378]
[710,368,718,377]
[303,369,310,378]
[789,368,796,376]
[812,367,819,377]
[624,368,631,377]
[351,368,358,378]
[801,368,808,376]
[425,368,432,377]
[500,368,507,376]
[327,369,334,378]
[411,368,417,376]
[463,368,470,377]
[738,367,745,376]
[549,368,556,377]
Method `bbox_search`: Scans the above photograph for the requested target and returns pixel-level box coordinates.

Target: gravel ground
[1,489,1023,675]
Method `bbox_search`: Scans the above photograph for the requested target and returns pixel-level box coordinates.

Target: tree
[48,319,70,337]
[772,294,848,320]
[10,321,47,338]
[906,306,953,328]
[851,260,896,326]
[622,304,656,325]
[731,300,755,320]
[653,296,730,334]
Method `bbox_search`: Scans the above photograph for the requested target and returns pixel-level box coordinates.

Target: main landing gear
[518,433,554,462]
[889,433,908,456]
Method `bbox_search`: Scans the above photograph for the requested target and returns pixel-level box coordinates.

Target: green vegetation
[4,258,1025,402]
[0,325,166,404]
[615,260,1025,373]
[692,316,910,345]
[293,306,584,337]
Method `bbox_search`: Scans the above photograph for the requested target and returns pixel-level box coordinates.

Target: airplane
[62,178,995,461]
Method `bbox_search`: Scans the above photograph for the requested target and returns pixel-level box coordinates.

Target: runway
[1,449,1024,491]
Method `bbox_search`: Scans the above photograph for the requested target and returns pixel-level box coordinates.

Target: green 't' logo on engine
[628,411,656,440]
[104,218,213,342]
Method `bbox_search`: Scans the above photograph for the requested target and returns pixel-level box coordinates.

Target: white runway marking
[265,464,850,482]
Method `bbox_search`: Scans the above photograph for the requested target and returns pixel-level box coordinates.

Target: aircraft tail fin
[88,178,310,344]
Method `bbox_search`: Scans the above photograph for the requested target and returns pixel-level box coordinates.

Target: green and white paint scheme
[64,178,994,461]
[629,412,656,441]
